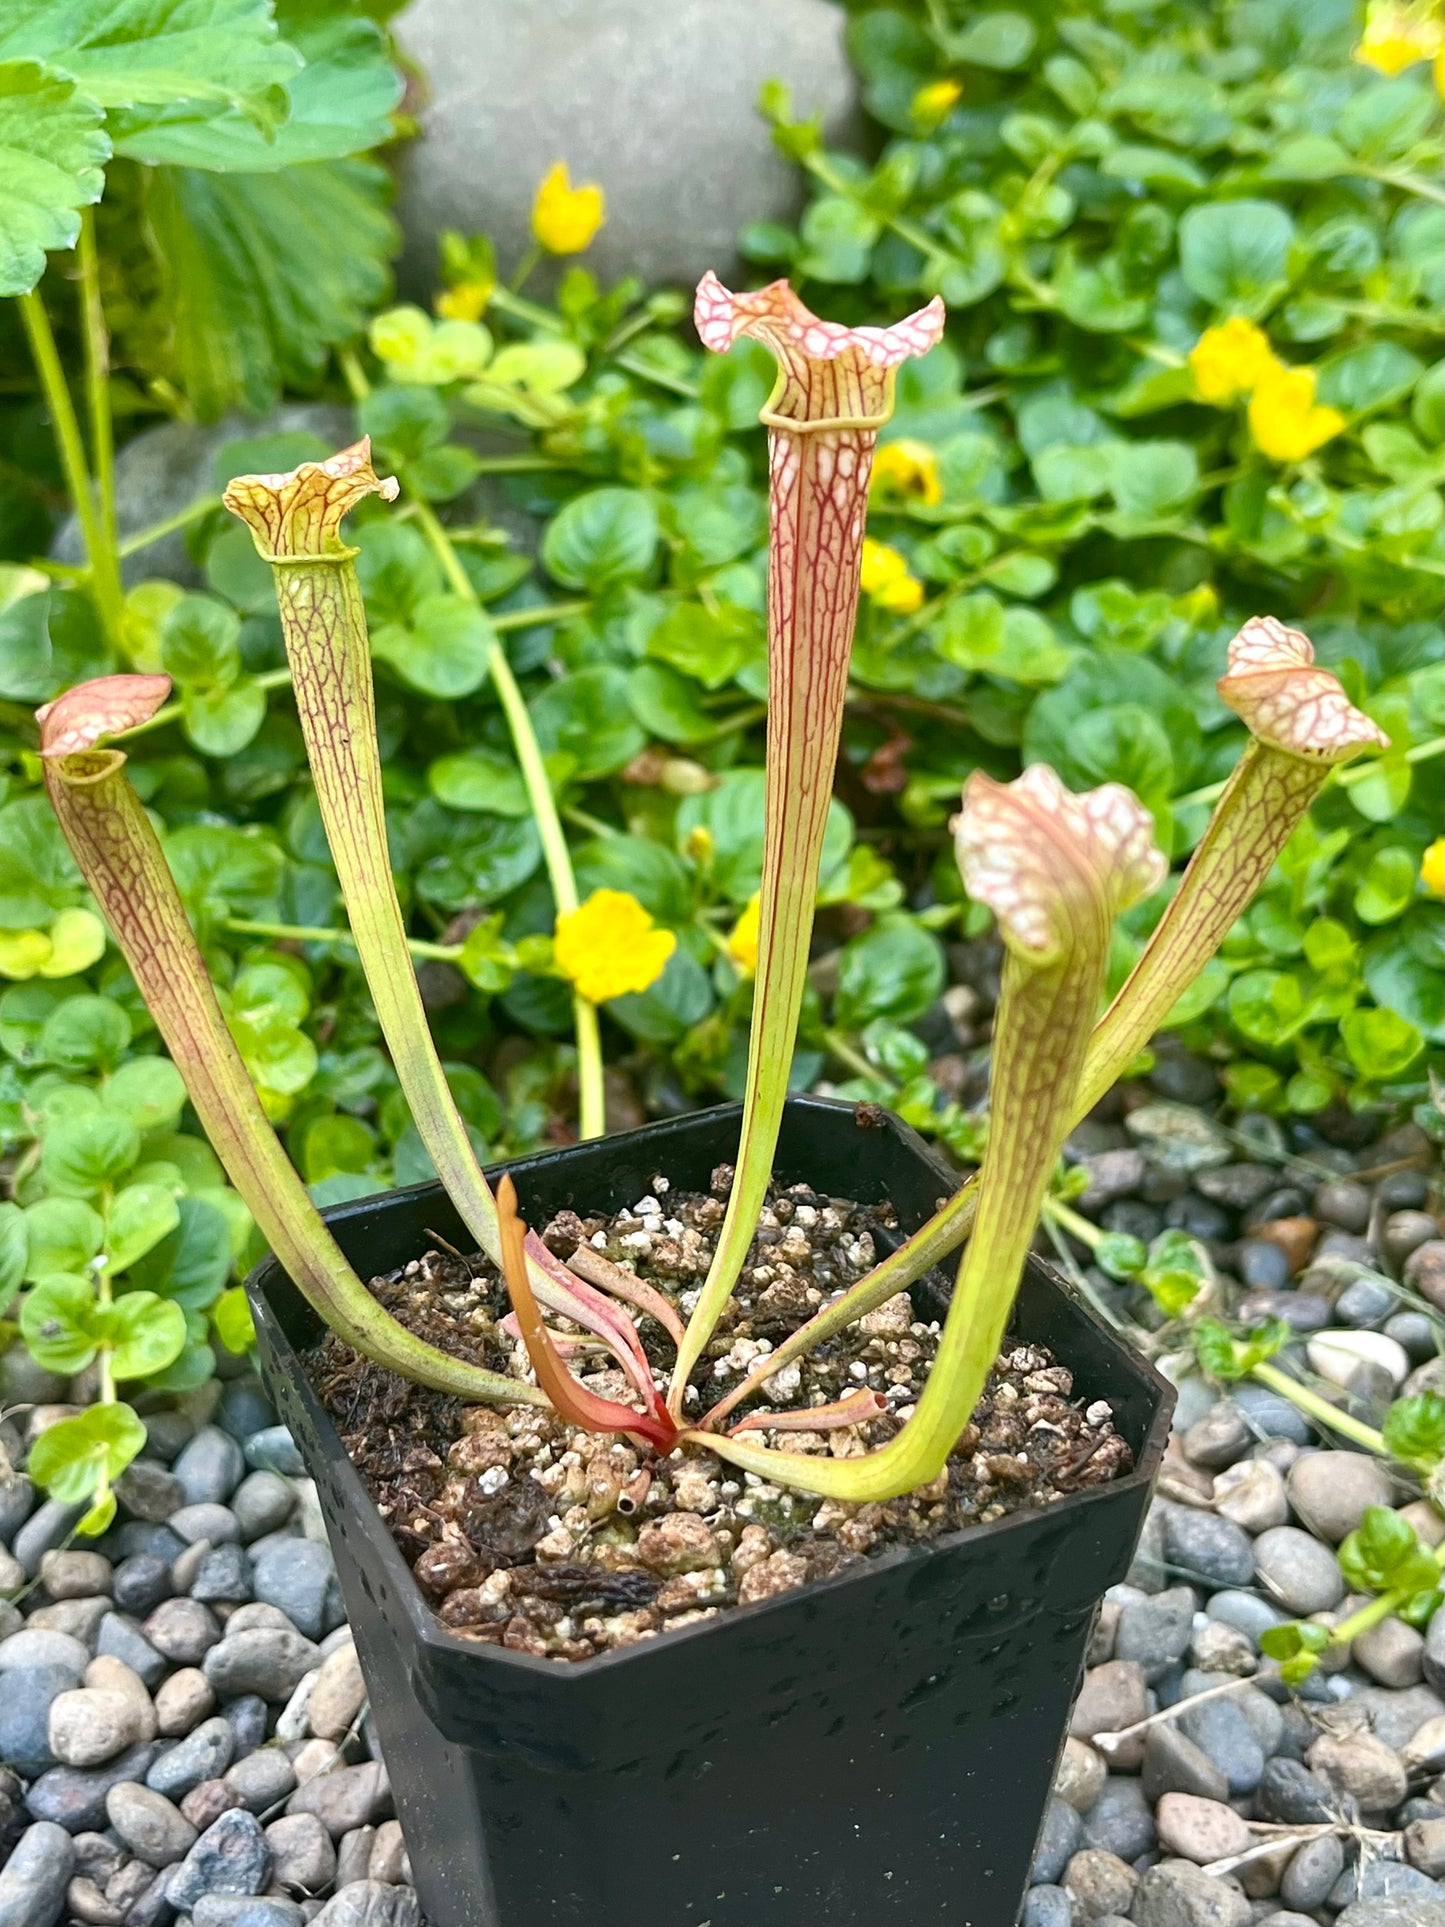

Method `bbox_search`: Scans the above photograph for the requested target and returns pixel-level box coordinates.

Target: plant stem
[1044,1197,1104,1252]
[45,739,540,1405]
[225,916,458,961]
[666,413,879,1413]
[76,210,116,557]
[1249,1360,1388,1456]
[490,599,588,632]
[17,288,125,648]
[1336,735,1445,785]
[117,494,222,559]
[340,349,604,1138]
[117,667,293,743]
[700,906,1114,1497]
[410,498,605,1138]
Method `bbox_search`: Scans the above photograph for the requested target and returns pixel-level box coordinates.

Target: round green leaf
[42,1107,141,1195]
[108,1290,187,1380]
[40,994,132,1070]
[106,1182,183,1274]
[103,1057,188,1132]
[542,487,660,591]
[21,1272,101,1372]
[27,1403,146,1505]
[1178,199,1294,309]
[23,1196,103,1279]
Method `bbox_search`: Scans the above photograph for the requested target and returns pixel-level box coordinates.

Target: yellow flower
[1354,0,1444,73]
[1423,837,1445,899]
[1188,317,1277,405]
[532,162,606,255]
[870,439,943,507]
[912,78,962,128]
[727,894,761,976]
[860,538,925,615]
[1248,362,1346,463]
[436,280,490,322]
[554,889,675,1003]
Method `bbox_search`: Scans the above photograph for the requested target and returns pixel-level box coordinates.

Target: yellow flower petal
[1423,837,1445,899]
[1188,318,1277,405]
[860,538,925,613]
[532,162,606,255]
[0,929,52,980]
[436,281,490,322]
[554,889,675,1003]
[1248,363,1345,463]
[727,894,761,975]
[870,439,943,506]
[1355,0,1444,72]
[912,78,962,127]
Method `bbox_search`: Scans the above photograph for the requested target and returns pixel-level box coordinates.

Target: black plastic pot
[247,1095,1172,1927]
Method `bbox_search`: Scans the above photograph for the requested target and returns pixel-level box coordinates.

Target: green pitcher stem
[711,743,1339,1417]
[667,421,873,1411]
[699,928,1110,1499]
[44,745,539,1406]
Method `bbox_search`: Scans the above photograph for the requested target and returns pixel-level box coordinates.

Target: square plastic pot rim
[245,1093,1174,1688]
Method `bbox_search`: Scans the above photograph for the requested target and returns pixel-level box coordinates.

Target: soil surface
[306,1166,1132,1661]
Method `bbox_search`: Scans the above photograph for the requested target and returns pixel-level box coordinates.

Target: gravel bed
[0,1051,1439,1925]
[1019,1050,1443,1927]
[0,1367,417,1927]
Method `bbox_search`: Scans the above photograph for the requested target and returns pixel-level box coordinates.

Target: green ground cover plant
[0,0,1438,1509]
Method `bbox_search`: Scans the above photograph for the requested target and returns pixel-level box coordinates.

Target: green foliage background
[0,0,1438,1504]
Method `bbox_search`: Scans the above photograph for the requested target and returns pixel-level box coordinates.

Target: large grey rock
[1336,1900,1445,1926]
[1130,1858,1251,1926]
[23,1741,162,1832]
[309,1881,421,1927]
[0,1821,73,1927]
[1287,1450,1394,1543]
[167,1808,271,1912]
[394,0,858,291]
[54,408,353,588]
[107,1781,199,1867]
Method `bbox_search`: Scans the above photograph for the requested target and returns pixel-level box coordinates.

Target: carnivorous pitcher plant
[39,275,1389,1508]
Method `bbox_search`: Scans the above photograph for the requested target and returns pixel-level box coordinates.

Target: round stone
[172,1428,247,1507]
[1287,1450,1394,1543]
[155,1667,217,1738]
[1307,1728,1408,1812]
[1336,1276,1395,1327]
[106,1781,199,1868]
[232,1473,297,1542]
[1313,1180,1372,1233]
[1154,1792,1252,1864]
[1281,1832,1345,1911]
[1404,1241,1445,1312]
[1235,1239,1292,1291]
[265,1811,336,1893]
[1253,1526,1345,1615]
[1355,1614,1426,1689]
[1384,1211,1439,1268]
[1212,1459,1288,1533]
[1307,1328,1410,1389]
[166,1808,271,1912]
[1161,1505,1256,1589]
[394,0,858,291]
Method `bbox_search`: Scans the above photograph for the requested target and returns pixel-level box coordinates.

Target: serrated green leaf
[0,58,107,296]
[112,7,398,169]
[0,0,297,117]
[143,156,396,419]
